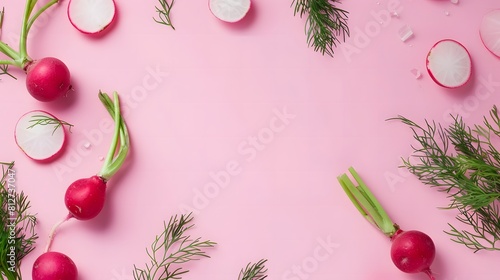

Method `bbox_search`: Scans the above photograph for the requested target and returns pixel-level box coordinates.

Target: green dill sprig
[389,106,500,252]
[1,161,38,280]
[238,259,268,280]
[0,8,16,81]
[154,0,175,30]
[133,213,216,280]
[0,65,16,80]
[292,0,349,57]
[27,115,73,135]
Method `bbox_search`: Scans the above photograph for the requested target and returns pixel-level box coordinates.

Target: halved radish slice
[68,0,116,34]
[480,9,500,58]
[426,39,472,88]
[15,111,68,162]
[209,0,251,23]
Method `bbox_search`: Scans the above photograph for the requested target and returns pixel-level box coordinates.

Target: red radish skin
[14,110,67,162]
[25,57,72,102]
[64,176,107,220]
[32,251,78,280]
[391,230,436,279]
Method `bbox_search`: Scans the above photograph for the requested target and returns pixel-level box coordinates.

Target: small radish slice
[68,0,116,34]
[209,0,251,23]
[480,9,500,58]
[15,111,67,162]
[426,39,472,88]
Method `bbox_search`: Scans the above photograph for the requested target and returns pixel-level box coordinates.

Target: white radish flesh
[426,39,472,88]
[480,9,500,58]
[68,0,116,34]
[209,0,251,23]
[15,111,67,161]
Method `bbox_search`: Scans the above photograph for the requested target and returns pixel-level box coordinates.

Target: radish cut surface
[426,39,472,88]
[209,0,251,23]
[15,111,66,161]
[68,0,116,34]
[480,9,500,58]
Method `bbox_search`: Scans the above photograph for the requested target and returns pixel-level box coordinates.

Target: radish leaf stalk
[238,259,268,280]
[0,161,38,280]
[338,167,398,237]
[338,167,436,279]
[291,0,349,57]
[97,91,130,181]
[133,213,216,280]
[390,106,500,252]
[154,0,175,30]
[43,91,129,252]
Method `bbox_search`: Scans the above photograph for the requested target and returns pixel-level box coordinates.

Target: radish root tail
[424,269,436,280]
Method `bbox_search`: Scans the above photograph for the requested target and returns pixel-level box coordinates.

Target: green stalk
[0,0,59,68]
[26,0,59,33]
[0,59,17,66]
[337,167,397,237]
[97,91,130,181]
[19,0,37,60]
[0,42,21,63]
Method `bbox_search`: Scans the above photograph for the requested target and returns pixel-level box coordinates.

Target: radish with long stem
[32,91,130,280]
[0,1,72,102]
[337,167,436,279]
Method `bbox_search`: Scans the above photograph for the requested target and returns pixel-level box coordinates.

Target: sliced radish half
[426,39,472,88]
[15,111,68,162]
[209,0,251,23]
[480,9,500,58]
[68,0,116,34]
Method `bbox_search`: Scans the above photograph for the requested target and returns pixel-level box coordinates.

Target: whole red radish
[391,230,435,277]
[32,251,78,280]
[0,1,72,102]
[65,175,107,220]
[338,167,436,279]
[62,91,129,222]
[25,57,71,102]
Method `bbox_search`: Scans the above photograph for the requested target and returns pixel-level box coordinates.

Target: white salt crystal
[410,68,422,79]
[398,25,414,42]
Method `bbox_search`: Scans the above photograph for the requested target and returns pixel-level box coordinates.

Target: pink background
[2,0,500,279]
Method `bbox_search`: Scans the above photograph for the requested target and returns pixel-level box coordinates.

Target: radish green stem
[0,42,21,63]
[19,0,35,59]
[97,91,130,181]
[27,0,59,33]
[337,167,397,237]
[0,7,4,36]
[0,0,60,68]
[44,213,73,253]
